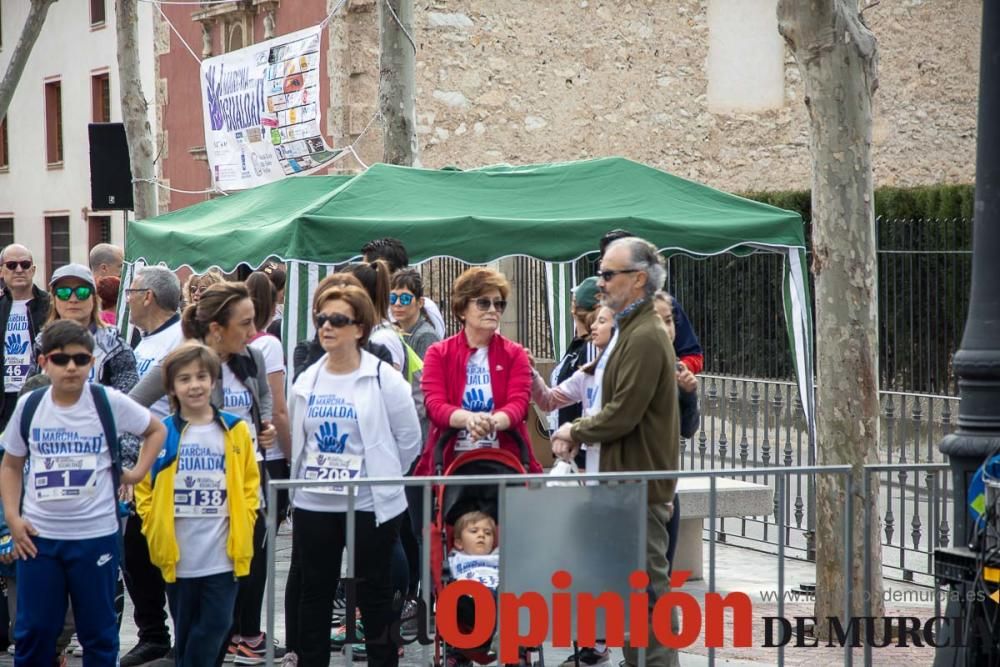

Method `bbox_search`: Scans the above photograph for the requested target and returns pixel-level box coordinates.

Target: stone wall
[335,0,978,192]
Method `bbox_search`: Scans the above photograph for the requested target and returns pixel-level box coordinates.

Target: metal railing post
[777,473,786,667]
[844,471,855,667]
[708,476,717,667]
[265,483,277,666]
[344,487,356,662]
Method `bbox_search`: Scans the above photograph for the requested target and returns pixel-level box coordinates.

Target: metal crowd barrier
[263,464,951,667]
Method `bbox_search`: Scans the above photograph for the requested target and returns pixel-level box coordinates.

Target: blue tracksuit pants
[15,533,120,667]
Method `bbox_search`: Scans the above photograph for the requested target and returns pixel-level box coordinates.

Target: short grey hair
[607,236,666,298]
[136,265,182,312]
[89,243,123,270]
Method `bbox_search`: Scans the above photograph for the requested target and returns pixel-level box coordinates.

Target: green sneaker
[331,619,365,648]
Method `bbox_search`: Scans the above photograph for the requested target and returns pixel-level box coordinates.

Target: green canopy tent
[125,157,814,444]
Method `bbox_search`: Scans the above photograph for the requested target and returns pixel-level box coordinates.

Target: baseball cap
[572,276,601,310]
[50,263,96,289]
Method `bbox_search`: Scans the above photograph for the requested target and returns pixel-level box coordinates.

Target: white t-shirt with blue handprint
[455,347,497,452]
[4,301,33,393]
[293,367,373,513]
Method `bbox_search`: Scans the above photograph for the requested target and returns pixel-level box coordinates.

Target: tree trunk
[0,0,58,119]
[777,0,885,640]
[379,0,418,166]
[116,0,157,219]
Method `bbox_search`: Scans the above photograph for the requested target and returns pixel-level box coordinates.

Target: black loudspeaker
[89,123,134,210]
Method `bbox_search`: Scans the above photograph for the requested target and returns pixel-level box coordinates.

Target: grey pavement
[0,521,940,666]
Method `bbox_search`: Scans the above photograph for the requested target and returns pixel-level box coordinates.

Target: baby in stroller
[449,511,499,591]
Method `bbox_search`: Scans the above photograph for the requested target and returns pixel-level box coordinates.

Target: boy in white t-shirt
[0,320,166,666]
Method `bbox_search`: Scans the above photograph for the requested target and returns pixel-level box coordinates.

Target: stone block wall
[335,0,978,192]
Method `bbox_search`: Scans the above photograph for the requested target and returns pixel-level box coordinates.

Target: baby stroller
[429,428,544,667]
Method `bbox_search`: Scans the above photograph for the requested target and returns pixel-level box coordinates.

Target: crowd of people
[0,232,702,667]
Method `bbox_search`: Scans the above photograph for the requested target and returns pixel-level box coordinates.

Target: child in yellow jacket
[135,343,259,667]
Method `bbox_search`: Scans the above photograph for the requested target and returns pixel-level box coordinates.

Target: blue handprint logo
[5,334,28,355]
[317,422,349,453]
[204,64,225,131]
[463,388,494,413]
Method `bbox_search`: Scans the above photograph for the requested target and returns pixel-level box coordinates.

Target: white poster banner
[200,25,342,190]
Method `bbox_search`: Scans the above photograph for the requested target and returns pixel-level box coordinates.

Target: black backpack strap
[89,384,122,492]
[19,387,48,449]
[376,360,383,390]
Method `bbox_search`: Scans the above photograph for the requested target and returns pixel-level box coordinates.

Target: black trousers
[122,512,170,646]
[287,508,403,667]
[264,459,290,526]
[0,392,19,434]
[233,510,267,637]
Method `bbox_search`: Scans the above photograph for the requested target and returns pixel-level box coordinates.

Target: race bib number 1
[303,451,363,495]
[33,455,98,501]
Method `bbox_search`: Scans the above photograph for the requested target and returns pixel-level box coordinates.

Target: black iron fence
[684,374,958,584]
[417,217,970,396]
[670,216,972,395]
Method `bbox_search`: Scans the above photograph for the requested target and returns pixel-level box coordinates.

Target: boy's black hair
[40,320,95,355]
[361,238,409,272]
[598,228,635,257]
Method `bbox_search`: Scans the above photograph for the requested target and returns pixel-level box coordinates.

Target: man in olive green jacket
[553,236,680,667]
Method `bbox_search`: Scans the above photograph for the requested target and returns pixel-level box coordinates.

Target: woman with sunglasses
[390,269,440,359]
[28,264,139,395]
[286,285,421,667]
[182,269,224,309]
[412,267,542,475]
[292,273,394,382]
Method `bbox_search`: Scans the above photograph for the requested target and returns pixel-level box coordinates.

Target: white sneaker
[6,643,14,655]
[281,651,299,667]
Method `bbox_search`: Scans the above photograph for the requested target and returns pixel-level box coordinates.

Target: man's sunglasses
[3,261,32,271]
[315,313,359,328]
[473,298,507,313]
[47,352,93,367]
[597,268,640,282]
[389,293,415,306]
[54,286,94,301]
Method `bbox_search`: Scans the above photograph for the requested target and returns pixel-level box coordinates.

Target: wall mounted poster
[200,25,342,190]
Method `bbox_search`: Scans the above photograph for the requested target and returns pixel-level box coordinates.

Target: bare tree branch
[861,0,881,18]
[0,0,59,120]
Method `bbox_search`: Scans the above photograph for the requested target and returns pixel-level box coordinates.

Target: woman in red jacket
[413,267,542,475]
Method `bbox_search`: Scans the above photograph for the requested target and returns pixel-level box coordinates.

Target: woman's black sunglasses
[315,313,359,328]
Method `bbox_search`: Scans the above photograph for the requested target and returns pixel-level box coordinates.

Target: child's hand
[259,421,277,449]
[7,516,38,560]
[119,484,135,504]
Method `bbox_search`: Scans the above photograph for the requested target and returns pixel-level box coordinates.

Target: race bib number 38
[33,455,98,501]
[303,451,362,495]
[174,471,228,517]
